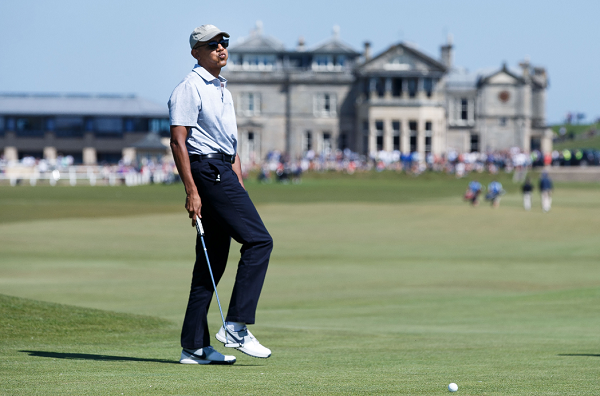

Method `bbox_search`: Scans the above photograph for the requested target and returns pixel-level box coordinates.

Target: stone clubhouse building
[0,23,552,165]
[227,24,552,164]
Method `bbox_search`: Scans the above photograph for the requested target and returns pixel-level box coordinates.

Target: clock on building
[498,91,510,103]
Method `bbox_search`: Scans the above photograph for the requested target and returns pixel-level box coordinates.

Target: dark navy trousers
[181,157,273,349]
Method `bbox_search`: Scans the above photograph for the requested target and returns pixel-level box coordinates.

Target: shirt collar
[193,64,227,86]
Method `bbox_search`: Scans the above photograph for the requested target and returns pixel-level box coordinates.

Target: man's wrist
[186,188,199,197]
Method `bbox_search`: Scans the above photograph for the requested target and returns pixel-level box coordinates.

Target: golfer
[168,24,273,365]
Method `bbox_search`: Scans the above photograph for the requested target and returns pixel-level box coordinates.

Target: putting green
[1,176,600,395]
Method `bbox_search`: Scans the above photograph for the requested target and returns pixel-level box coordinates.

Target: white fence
[0,165,175,187]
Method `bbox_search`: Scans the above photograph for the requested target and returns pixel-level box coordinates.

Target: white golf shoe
[179,346,236,365]
[216,326,271,358]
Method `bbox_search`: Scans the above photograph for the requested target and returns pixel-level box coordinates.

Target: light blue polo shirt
[168,65,238,156]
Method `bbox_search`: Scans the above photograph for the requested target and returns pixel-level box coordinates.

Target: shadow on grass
[558,354,600,357]
[20,350,265,366]
[21,350,178,364]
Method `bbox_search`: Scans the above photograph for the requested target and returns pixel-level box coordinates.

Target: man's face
[192,34,228,70]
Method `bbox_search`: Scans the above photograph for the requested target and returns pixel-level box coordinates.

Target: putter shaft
[195,216,237,347]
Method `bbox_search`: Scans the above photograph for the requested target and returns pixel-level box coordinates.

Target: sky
[0,0,598,124]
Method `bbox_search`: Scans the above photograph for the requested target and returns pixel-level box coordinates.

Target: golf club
[195,215,240,348]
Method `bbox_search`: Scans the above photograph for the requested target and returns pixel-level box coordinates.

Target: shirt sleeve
[168,81,202,127]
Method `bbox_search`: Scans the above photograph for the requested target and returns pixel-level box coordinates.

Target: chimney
[519,56,531,79]
[297,36,305,51]
[440,33,453,69]
[363,41,371,61]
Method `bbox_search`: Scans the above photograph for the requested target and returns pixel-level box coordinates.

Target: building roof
[478,63,525,86]
[229,22,285,53]
[310,27,359,55]
[445,68,480,90]
[0,93,168,117]
[446,64,528,91]
[357,42,447,76]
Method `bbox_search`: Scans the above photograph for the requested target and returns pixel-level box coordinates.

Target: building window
[0,116,4,132]
[95,117,123,137]
[239,92,261,116]
[241,54,276,71]
[313,55,333,71]
[313,93,337,117]
[322,132,332,154]
[407,78,418,98]
[423,78,434,98]
[312,55,346,71]
[392,78,403,97]
[242,131,257,164]
[339,133,348,150]
[376,78,385,98]
[450,97,474,126]
[425,121,432,153]
[15,116,45,137]
[124,118,149,132]
[392,121,400,151]
[55,116,84,137]
[304,131,312,152]
[6,117,15,131]
[499,117,507,127]
[375,120,384,151]
[470,133,480,152]
[461,99,469,120]
[150,118,170,134]
[409,121,418,152]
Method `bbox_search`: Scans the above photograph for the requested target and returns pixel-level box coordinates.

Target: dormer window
[312,55,346,71]
[313,55,333,71]
[239,54,276,71]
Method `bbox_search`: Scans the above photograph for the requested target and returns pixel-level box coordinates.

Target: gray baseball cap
[189,25,230,49]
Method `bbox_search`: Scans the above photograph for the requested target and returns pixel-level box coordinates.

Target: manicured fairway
[1,173,600,395]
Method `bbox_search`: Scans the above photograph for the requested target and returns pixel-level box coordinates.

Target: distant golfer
[464,180,482,206]
[168,24,273,365]
[539,172,553,212]
[522,177,533,211]
[485,180,504,208]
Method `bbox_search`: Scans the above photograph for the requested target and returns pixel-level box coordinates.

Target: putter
[195,216,240,348]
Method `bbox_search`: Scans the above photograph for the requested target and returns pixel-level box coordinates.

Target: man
[539,172,553,213]
[464,180,482,206]
[168,25,273,365]
[522,177,533,211]
[485,180,504,208]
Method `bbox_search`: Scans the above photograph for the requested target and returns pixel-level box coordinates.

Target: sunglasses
[196,38,229,51]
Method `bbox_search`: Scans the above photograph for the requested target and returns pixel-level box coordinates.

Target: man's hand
[186,191,202,226]
[170,125,202,227]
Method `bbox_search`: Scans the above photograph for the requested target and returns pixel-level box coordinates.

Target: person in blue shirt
[485,180,505,207]
[464,180,482,206]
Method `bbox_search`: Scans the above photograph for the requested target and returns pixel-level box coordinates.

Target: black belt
[190,153,235,164]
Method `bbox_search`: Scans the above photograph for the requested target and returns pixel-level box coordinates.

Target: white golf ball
[448,383,458,392]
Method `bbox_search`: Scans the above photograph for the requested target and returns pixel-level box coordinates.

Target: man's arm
[232,154,245,190]
[170,125,202,225]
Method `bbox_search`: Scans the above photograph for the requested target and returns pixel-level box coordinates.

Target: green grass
[1,176,600,395]
[553,134,600,151]
[551,123,600,150]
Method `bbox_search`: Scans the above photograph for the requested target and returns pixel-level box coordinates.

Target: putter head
[224,342,241,348]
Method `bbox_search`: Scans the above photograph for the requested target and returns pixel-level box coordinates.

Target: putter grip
[195,216,204,236]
